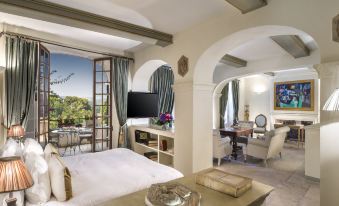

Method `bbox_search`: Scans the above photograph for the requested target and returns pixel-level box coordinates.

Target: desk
[101,174,273,206]
[219,127,253,159]
[274,124,304,148]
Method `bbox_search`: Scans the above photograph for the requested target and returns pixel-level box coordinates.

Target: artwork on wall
[274,79,314,111]
[178,55,188,77]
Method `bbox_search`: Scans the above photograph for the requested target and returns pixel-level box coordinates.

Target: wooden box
[195,168,252,198]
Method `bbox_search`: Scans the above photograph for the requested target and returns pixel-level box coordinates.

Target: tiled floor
[215,143,320,206]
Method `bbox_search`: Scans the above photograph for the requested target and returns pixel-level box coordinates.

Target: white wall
[317,61,339,206]
[320,120,339,206]
[305,124,320,179]
[241,75,271,129]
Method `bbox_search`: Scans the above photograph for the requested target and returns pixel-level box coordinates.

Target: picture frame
[274,79,314,111]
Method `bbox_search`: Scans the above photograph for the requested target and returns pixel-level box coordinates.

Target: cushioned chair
[243,126,290,165]
[253,114,267,135]
[213,130,232,166]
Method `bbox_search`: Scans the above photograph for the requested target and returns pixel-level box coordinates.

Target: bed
[31,148,183,206]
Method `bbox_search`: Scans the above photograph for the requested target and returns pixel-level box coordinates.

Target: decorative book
[195,168,252,198]
[145,183,200,206]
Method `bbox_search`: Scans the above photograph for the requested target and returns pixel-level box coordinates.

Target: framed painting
[274,79,314,111]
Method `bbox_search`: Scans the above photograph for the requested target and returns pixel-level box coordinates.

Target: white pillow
[44,143,59,162]
[24,153,51,204]
[1,138,23,157]
[49,154,72,201]
[24,138,44,156]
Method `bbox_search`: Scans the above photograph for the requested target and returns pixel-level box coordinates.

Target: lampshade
[323,88,339,111]
[0,156,33,193]
[7,125,25,138]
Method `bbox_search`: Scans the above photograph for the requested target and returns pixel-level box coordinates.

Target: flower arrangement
[156,113,173,125]
[152,113,174,130]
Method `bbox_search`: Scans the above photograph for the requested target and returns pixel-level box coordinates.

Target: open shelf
[130,125,175,168]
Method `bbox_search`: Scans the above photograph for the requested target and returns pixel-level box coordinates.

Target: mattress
[28,148,183,206]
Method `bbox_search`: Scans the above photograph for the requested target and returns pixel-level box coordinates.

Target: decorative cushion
[44,143,59,162]
[23,138,44,156]
[0,138,23,157]
[48,153,72,201]
[24,153,51,204]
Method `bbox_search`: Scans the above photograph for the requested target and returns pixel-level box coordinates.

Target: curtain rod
[0,31,134,61]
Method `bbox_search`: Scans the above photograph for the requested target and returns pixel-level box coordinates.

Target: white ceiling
[0,12,141,52]
[228,37,290,61]
[0,0,232,54]
[45,0,230,34]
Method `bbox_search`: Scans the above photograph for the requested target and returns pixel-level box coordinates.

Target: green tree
[62,96,92,126]
[49,94,92,128]
[49,92,64,129]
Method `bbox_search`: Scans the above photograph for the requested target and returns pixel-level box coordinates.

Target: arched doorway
[191,25,321,172]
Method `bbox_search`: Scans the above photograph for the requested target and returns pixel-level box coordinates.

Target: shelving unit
[129,125,175,167]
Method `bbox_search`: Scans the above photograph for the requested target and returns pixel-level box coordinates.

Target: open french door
[37,44,50,145]
[92,58,113,152]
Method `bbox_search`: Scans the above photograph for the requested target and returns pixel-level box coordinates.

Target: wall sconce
[253,84,266,94]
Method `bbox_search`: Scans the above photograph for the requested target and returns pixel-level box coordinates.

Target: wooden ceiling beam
[0,0,173,47]
[220,54,247,68]
[270,35,310,58]
[225,0,267,14]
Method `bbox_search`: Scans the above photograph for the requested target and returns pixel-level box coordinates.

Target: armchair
[213,130,232,166]
[244,126,290,165]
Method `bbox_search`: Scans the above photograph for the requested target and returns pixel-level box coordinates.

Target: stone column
[172,82,194,175]
[192,83,215,172]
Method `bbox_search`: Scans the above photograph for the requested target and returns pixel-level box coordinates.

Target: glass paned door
[37,45,50,145]
[93,58,112,152]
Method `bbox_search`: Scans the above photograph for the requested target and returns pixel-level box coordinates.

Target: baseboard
[305,175,320,182]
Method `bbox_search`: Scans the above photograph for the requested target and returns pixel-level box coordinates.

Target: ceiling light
[323,88,339,111]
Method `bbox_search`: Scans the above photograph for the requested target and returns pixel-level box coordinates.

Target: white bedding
[31,148,183,206]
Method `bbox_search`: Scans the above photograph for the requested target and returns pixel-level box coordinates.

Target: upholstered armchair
[213,130,232,166]
[243,126,290,165]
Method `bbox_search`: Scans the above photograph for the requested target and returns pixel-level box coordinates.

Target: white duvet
[33,148,183,206]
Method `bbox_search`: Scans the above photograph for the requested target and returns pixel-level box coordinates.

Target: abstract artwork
[274,79,314,111]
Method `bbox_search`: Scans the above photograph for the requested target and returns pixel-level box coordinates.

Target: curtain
[149,65,175,115]
[232,79,240,124]
[5,36,38,130]
[219,83,229,129]
[112,57,130,148]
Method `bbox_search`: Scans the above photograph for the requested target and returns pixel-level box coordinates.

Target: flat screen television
[127,92,159,118]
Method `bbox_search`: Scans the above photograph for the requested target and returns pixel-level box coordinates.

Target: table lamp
[0,156,33,206]
[7,125,25,140]
[323,88,339,111]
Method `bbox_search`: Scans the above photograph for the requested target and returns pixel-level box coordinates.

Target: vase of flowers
[153,113,174,130]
